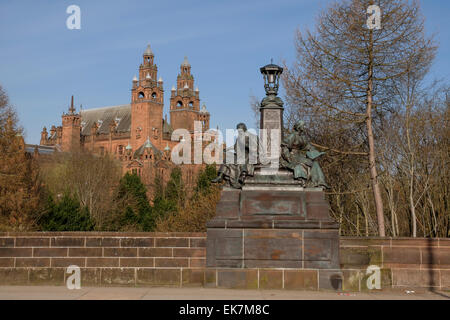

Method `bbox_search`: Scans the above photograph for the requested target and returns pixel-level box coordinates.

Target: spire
[144,44,153,56]
[182,56,190,66]
[195,87,199,92]
[68,95,75,114]
[133,75,138,82]
[184,83,189,89]
[144,137,153,148]
[171,86,176,91]
[158,77,163,82]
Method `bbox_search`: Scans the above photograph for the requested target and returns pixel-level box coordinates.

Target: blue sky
[1,0,449,144]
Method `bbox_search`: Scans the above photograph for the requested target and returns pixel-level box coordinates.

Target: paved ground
[0,286,448,300]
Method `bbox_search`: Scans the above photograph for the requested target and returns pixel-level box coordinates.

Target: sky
[0,0,449,144]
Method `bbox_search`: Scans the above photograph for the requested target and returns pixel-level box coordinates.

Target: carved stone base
[206,168,341,289]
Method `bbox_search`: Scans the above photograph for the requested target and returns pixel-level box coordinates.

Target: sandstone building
[39,45,212,186]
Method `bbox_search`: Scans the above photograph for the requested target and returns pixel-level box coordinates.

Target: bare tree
[282,0,436,236]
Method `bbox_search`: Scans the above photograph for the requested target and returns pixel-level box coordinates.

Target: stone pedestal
[206,168,342,289]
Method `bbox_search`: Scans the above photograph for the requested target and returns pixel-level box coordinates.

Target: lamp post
[259,62,284,163]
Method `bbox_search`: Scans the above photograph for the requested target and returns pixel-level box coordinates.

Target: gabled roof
[133,137,162,159]
[80,104,131,136]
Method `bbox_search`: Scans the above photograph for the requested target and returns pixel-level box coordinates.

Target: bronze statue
[212,123,258,189]
[280,121,329,188]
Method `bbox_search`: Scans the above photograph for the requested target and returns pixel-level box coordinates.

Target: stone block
[68,248,102,257]
[342,270,362,292]
[306,203,331,220]
[216,201,240,218]
[101,268,135,286]
[217,269,258,289]
[206,229,242,267]
[204,269,217,288]
[189,238,206,248]
[318,270,342,291]
[136,268,180,286]
[244,230,302,261]
[0,238,14,247]
[182,269,205,287]
[86,237,121,247]
[29,268,65,285]
[80,268,101,286]
[383,247,421,266]
[241,190,305,217]
[120,238,154,247]
[283,270,318,290]
[155,238,189,248]
[15,237,50,247]
[392,269,440,288]
[190,258,206,268]
[0,258,14,267]
[154,258,189,268]
[86,258,119,268]
[119,258,154,268]
[51,257,86,268]
[0,248,32,257]
[340,247,382,268]
[104,248,138,257]
[441,270,450,289]
[33,248,68,257]
[173,248,205,258]
[51,237,85,247]
[259,270,283,289]
[139,247,172,257]
[16,258,50,268]
[0,268,29,285]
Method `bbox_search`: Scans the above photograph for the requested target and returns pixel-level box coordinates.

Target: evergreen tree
[40,194,94,231]
[115,172,153,231]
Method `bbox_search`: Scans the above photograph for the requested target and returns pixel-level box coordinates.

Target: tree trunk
[367,31,386,237]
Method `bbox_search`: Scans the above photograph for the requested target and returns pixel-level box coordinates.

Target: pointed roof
[182,56,190,66]
[200,103,208,113]
[133,75,138,82]
[68,95,76,114]
[144,44,153,56]
[133,136,162,159]
[184,83,189,89]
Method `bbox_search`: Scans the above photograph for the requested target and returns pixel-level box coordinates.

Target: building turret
[61,95,81,151]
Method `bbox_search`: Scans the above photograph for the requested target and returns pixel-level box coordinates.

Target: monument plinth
[207,168,340,270]
[207,62,342,290]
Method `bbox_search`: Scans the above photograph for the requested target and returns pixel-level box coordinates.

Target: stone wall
[0,232,448,291]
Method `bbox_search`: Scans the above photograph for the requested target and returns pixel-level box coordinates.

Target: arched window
[138,92,145,99]
[152,92,157,99]
[189,101,193,108]
[176,101,183,107]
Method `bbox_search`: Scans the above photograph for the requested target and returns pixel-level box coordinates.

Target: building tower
[170,56,206,133]
[61,95,81,151]
[131,44,164,148]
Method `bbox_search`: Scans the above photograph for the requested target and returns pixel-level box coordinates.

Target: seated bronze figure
[280,121,329,188]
